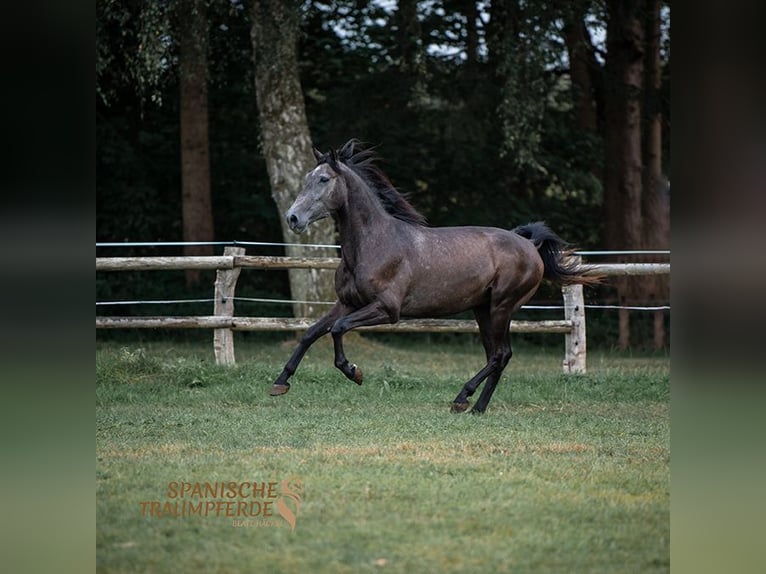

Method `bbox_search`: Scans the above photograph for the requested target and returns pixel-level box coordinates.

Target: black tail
[513,222,601,286]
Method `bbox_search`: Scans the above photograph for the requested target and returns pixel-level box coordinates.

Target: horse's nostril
[287,213,298,227]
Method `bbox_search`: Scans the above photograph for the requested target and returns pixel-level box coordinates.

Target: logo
[139,476,304,530]
[276,476,303,531]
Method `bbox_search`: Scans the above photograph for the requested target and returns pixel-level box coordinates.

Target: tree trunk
[396,0,427,105]
[563,3,598,133]
[641,0,670,349]
[486,0,506,76]
[463,0,480,81]
[250,0,336,319]
[178,0,215,287]
[604,0,645,349]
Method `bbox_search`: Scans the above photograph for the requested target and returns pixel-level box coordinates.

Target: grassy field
[96,335,669,573]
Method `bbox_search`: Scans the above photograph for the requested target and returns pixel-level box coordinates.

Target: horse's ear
[312,147,323,162]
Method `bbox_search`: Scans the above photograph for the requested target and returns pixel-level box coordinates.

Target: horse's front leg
[330,300,398,385]
[270,303,345,396]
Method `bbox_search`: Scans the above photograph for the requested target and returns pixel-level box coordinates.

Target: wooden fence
[96,246,670,374]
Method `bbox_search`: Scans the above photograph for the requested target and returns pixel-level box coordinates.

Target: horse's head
[285,147,346,234]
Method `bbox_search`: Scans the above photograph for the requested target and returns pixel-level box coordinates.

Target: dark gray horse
[271,140,598,413]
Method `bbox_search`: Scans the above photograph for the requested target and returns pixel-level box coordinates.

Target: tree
[97,0,216,287]
[641,0,670,349]
[603,0,644,349]
[250,0,336,319]
[178,0,215,286]
[96,0,670,348]
[562,0,599,133]
[395,0,428,105]
[604,0,669,349]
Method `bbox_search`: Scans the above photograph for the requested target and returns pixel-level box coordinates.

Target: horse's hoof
[270,383,290,396]
[451,401,470,413]
[351,364,363,385]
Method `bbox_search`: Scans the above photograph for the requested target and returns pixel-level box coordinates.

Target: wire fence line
[96,298,670,312]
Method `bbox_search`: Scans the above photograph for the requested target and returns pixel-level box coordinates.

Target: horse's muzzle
[286,211,306,234]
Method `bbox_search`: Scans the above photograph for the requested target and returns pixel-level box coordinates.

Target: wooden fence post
[213,246,245,365]
[562,256,587,374]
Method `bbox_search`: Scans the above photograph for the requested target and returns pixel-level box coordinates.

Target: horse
[271,139,599,413]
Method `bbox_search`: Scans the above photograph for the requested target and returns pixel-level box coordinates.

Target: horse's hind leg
[465,281,539,413]
[270,303,345,396]
[471,327,512,414]
[450,363,497,412]
[451,305,497,412]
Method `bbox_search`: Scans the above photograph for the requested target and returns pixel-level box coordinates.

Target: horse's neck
[337,180,392,265]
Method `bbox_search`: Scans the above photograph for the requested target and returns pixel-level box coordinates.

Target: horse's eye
[319,175,330,183]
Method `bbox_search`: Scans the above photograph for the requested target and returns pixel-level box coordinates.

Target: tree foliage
[96,0,670,346]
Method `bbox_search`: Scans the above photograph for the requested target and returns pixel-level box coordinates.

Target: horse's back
[416,225,540,267]
[398,224,543,316]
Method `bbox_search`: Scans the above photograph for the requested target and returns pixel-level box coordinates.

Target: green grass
[96,336,669,573]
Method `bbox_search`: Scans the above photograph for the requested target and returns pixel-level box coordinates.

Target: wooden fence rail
[96,316,575,333]
[96,248,670,373]
[96,255,669,275]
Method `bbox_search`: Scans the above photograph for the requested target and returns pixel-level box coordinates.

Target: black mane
[318,139,427,226]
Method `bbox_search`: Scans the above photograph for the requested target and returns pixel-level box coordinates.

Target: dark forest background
[96,0,670,349]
